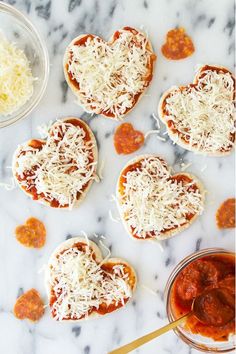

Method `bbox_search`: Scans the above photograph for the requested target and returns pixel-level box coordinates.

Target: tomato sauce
[28,139,45,149]
[119,160,200,239]
[171,253,235,341]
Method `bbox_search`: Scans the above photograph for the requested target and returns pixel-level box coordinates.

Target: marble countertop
[0,0,235,353]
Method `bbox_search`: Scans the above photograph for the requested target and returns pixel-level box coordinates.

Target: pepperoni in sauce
[15,217,46,248]
[171,253,235,341]
[114,123,144,154]
[14,289,45,322]
[162,27,194,60]
[216,198,235,229]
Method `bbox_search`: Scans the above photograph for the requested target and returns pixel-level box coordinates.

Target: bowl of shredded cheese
[0,2,49,128]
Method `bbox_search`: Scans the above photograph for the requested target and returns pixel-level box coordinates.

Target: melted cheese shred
[67,29,154,119]
[119,157,204,239]
[48,245,132,321]
[0,33,34,116]
[15,121,97,208]
[164,69,235,153]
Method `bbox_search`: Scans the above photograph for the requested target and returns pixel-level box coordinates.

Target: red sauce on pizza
[171,253,235,341]
[28,139,45,149]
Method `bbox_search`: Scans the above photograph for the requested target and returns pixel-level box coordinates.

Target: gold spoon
[109,288,235,354]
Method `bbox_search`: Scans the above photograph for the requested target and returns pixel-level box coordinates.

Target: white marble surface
[0,0,235,353]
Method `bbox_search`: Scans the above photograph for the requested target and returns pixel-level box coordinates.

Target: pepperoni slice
[15,217,46,248]
[13,289,44,322]
[162,28,195,60]
[114,123,144,155]
[216,198,235,229]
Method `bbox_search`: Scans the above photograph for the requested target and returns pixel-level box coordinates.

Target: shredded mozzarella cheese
[164,69,235,153]
[0,177,16,191]
[144,129,160,139]
[67,29,154,119]
[119,157,204,239]
[151,112,161,129]
[48,244,132,321]
[180,162,192,171]
[14,120,97,208]
[109,209,120,223]
[0,33,34,116]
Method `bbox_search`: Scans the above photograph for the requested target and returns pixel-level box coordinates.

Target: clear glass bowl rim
[0,1,49,128]
[164,247,235,353]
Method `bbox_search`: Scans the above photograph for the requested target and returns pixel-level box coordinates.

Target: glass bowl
[0,2,49,128]
[165,248,235,353]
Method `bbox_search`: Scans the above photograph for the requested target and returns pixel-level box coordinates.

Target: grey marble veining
[0,0,235,354]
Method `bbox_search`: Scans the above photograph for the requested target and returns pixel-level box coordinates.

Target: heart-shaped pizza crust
[15,217,46,248]
[116,155,205,241]
[14,288,44,322]
[158,65,235,156]
[12,117,98,209]
[114,123,144,154]
[45,237,137,321]
[64,27,156,120]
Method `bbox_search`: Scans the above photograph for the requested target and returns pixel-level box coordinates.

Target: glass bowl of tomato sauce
[165,248,235,352]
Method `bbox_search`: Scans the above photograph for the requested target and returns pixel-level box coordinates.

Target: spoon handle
[109,313,189,354]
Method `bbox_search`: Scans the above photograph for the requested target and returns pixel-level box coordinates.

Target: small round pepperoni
[13,289,44,322]
[114,123,144,155]
[216,198,235,229]
[162,28,195,60]
[15,217,46,248]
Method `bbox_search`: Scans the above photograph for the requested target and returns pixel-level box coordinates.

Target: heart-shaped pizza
[116,155,205,241]
[13,117,98,209]
[45,237,137,321]
[64,27,156,120]
[158,65,235,156]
